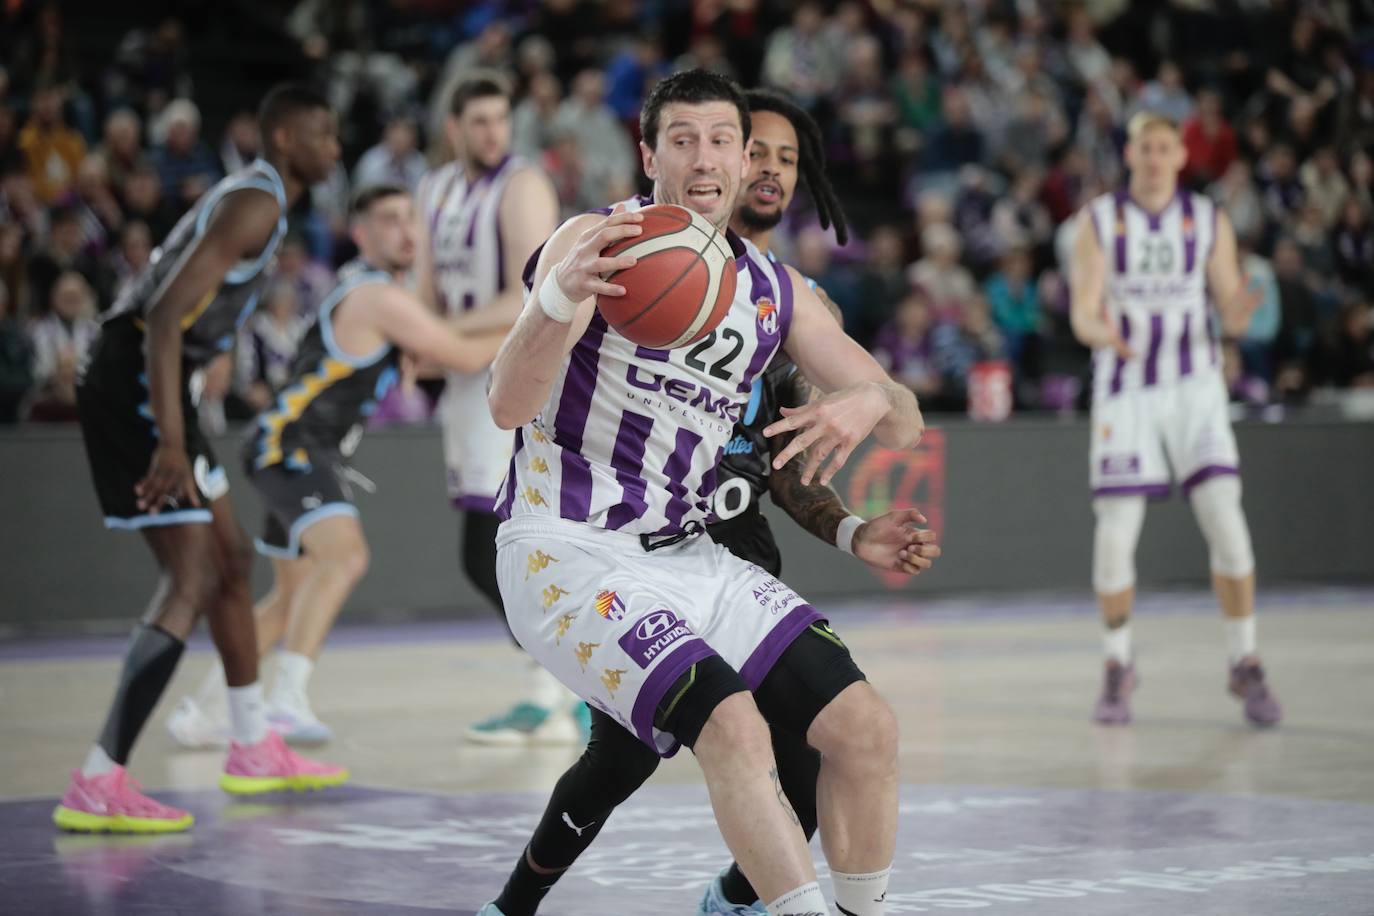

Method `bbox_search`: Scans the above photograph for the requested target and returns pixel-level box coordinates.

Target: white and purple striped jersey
[496,196,795,537]
[1085,188,1220,401]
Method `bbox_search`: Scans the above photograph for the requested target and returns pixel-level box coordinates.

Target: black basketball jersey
[104,160,289,368]
[709,352,803,520]
[247,260,400,470]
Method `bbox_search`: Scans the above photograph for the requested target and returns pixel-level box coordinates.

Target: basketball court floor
[3,586,1372,914]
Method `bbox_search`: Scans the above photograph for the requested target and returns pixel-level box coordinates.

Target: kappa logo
[524,487,549,507]
[618,609,695,669]
[601,668,627,697]
[756,297,778,335]
[542,584,570,610]
[529,457,550,474]
[525,549,559,579]
[554,612,576,644]
[594,590,627,622]
[574,641,599,672]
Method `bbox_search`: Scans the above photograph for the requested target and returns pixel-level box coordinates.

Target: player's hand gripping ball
[595,204,736,349]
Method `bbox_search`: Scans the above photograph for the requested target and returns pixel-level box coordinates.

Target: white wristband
[538,270,581,323]
[836,514,864,556]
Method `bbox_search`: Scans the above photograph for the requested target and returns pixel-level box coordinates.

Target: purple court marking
[4,586,1373,663]
[6,784,1374,915]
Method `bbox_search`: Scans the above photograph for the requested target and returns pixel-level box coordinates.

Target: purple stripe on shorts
[495,428,523,520]
[1181,464,1239,495]
[1143,313,1164,387]
[739,603,824,691]
[1109,313,1130,396]
[1092,483,1172,500]
[661,427,703,531]
[453,493,498,513]
[1179,311,1193,378]
[606,411,654,530]
[737,253,779,394]
[1181,192,1197,273]
[555,312,609,520]
[629,637,716,755]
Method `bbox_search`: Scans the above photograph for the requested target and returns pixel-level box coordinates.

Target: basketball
[596,204,737,349]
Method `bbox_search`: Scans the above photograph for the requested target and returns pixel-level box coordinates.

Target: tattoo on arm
[767,364,854,544]
[770,766,801,827]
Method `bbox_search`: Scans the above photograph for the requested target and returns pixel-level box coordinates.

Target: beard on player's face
[735,201,784,232]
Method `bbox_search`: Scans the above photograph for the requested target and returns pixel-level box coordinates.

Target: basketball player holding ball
[481,88,940,916]
[486,70,923,916]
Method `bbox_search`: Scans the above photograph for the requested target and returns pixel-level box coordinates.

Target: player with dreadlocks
[477,87,939,916]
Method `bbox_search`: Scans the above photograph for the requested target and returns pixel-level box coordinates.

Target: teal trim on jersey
[252,502,359,559]
[105,509,214,530]
[743,378,763,425]
[194,160,289,285]
[318,271,395,368]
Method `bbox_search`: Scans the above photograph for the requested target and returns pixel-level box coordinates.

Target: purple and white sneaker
[1229,657,1281,727]
[1093,660,1137,725]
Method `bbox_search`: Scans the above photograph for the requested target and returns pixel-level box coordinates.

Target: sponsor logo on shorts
[594,590,626,621]
[1099,454,1141,476]
[541,584,570,611]
[756,297,778,335]
[600,668,627,697]
[525,549,559,579]
[618,609,694,669]
[554,612,577,644]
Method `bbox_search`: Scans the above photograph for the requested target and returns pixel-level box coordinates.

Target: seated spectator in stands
[997,88,1066,176]
[1258,143,1304,227]
[872,288,941,401]
[834,33,896,175]
[1350,150,1374,218]
[353,116,426,192]
[26,206,96,317]
[1136,60,1194,125]
[149,98,221,213]
[792,225,859,320]
[27,270,98,421]
[930,293,1005,411]
[552,69,636,206]
[1064,7,1112,93]
[0,221,32,322]
[891,49,941,141]
[219,111,260,175]
[1237,237,1281,381]
[952,165,1001,270]
[1209,159,1265,245]
[236,280,310,414]
[604,33,669,124]
[985,245,1040,367]
[920,86,984,175]
[762,2,843,110]
[511,71,563,161]
[272,233,334,317]
[18,83,86,204]
[61,155,124,262]
[109,17,194,114]
[110,220,152,302]
[909,222,975,323]
[852,224,909,348]
[542,125,588,217]
[1301,146,1351,230]
[93,109,145,194]
[1273,237,1320,402]
[1074,87,1125,189]
[1042,146,1091,225]
[0,102,18,172]
[1333,198,1374,297]
[0,278,32,423]
[119,162,175,240]
[1291,202,1334,279]
[1324,302,1374,388]
[991,169,1053,256]
[1182,88,1236,187]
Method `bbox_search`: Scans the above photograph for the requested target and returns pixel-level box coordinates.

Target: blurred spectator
[353,117,426,192]
[236,280,310,414]
[1210,160,1265,244]
[1291,203,1334,278]
[0,103,18,171]
[552,70,636,206]
[0,223,29,321]
[0,278,32,423]
[62,156,123,260]
[792,226,858,322]
[1273,237,1320,400]
[985,246,1040,366]
[1323,302,1374,388]
[1181,88,1236,186]
[27,270,98,421]
[1258,143,1304,227]
[909,222,975,322]
[991,170,1054,257]
[920,86,984,175]
[930,293,1005,411]
[891,49,941,141]
[511,72,563,161]
[1064,8,1113,93]
[851,224,908,347]
[108,17,194,115]
[872,289,941,401]
[834,34,896,176]
[1074,88,1124,189]
[1350,150,1374,217]
[120,163,175,241]
[1300,146,1351,229]
[1135,60,1194,125]
[26,206,96,317]
[762,2,843,109]
[1237,238,1281,381]
[93,109,145,194]
[997,89,1067,176]
[18,84,86,204]
[110,220,152,301]
[675,35,738,81]
[8,3,81,98]
[272,234,334,317]
[952,166,1001,270]
[1265,12,1338,123]
[605,34,669,124]
[149,99,221,211]
[1333,199,1374,297]
[219,112,261,175]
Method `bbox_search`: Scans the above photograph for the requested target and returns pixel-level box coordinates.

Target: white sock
[1103,624,1132,664]
[527,661,569,709]
[767,882,828,916]
[81,744,118,778]
[193,660,227,711]
[833,867,892,916]
[1225,616,1257,664]
[227,682,270,746]
[271,651,314,703]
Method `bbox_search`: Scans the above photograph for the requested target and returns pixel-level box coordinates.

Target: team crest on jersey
[756,298,778,335]
[594,590,627,622]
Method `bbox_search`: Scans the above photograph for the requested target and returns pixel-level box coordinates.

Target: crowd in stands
[1,0,1372,426]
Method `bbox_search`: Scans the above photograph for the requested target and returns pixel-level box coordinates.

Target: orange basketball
[596,204,737,349]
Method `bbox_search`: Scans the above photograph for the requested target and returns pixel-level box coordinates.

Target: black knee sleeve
[654,654,749,750]
[460,510,505,613]
[753,620,867,740]
[98,623,185,764]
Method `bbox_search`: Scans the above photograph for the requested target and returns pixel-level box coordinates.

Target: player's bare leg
[1092,496,1145,724]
